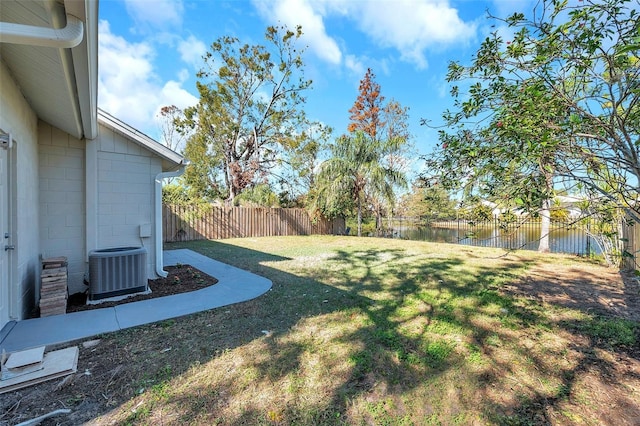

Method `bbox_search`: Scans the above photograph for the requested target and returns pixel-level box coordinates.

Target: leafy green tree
[162,183,191,205]
[424,0,640,253]
[379,99,414,220]
[178,25,319,202]
[181,127,226,201]
[162,182,208,206]
[463,204,494,223]
[233,183,280,207]
[400,183,457,222]
[275,123,332,204]
[432,78,563,251]
[312,131,407,236]
[549,206,570,223]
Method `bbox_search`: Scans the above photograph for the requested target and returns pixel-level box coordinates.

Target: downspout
[154,164,187,277]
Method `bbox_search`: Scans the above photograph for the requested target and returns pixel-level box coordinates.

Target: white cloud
[254,0,476,70]
[344,54,365,76]
[177,68,190,82]
[160,80,198,110]
[178,35,208,69]
[252,0,342,65]
[98,20,197,139]
[344,54,391,81]
[124,0,184,31]
[346,0,476,69]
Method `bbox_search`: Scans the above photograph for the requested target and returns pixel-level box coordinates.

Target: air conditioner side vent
[88,247,147,301]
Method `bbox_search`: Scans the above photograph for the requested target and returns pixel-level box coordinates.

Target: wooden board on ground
[1,346,46,381]
[0,346,79,393]
[3,346,45,369]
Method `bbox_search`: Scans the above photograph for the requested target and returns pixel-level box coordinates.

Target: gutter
[0,14,83,48]
[154,164,187,277]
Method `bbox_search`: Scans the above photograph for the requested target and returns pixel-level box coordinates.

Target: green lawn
[99,236,638,425]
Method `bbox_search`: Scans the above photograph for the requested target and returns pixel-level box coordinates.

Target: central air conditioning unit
[88,247,147,301]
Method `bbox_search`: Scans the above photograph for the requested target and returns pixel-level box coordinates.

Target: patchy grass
[2,236,639,425]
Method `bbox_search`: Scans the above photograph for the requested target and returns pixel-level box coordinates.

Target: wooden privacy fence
[622,220,640,270]
[163,204,346,242]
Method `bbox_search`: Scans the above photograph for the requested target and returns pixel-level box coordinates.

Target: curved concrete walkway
[0,249,272,353]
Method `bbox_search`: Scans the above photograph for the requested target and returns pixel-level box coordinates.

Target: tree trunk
[538,167,554,253]
[357,193,363,237]
[538,198,551,253]
[226,184,238,205]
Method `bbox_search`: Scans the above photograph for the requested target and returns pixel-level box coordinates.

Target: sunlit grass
[93,236,638,425]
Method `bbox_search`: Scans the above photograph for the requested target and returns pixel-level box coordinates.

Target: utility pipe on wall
[154,165,186,278]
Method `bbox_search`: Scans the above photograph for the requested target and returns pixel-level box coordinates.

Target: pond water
[383,222,601,255]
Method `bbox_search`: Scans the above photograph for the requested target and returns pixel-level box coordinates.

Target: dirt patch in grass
[496,262,640,424]
[504,262,640,322]
[66,264,218,313]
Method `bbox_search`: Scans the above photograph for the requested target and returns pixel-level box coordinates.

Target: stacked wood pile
[39,257,68,317]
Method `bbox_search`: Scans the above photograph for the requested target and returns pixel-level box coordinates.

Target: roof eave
[65,0,98,139]
[97,108,185,168]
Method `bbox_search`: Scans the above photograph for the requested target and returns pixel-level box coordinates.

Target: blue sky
[98,0,538,162]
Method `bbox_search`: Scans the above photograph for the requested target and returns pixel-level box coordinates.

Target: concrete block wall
[96,124,160,278]
[0,59,41,320]
[38,122,86,294]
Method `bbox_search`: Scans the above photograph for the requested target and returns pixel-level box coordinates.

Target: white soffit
[0,0,97,140]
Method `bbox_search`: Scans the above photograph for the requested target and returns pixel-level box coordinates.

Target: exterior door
[0,147,9,328]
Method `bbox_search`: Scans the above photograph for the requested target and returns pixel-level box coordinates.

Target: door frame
[1,145,9,326]
[1,137,17,326]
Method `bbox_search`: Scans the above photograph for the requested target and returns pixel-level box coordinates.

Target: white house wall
[38,122,86,295]
[96,124,160,279]
[0,59,41,320]
[38,121,162,296]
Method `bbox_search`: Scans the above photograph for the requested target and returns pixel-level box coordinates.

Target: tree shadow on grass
[314,248,550,421]
[42,238,639,426]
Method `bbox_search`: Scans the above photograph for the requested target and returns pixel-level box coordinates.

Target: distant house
[0,1,185,331]
[554,195,586,219]
[480,200,509,218]
[480,196,586,220]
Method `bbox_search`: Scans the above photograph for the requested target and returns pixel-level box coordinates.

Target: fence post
[586,220,591,255]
